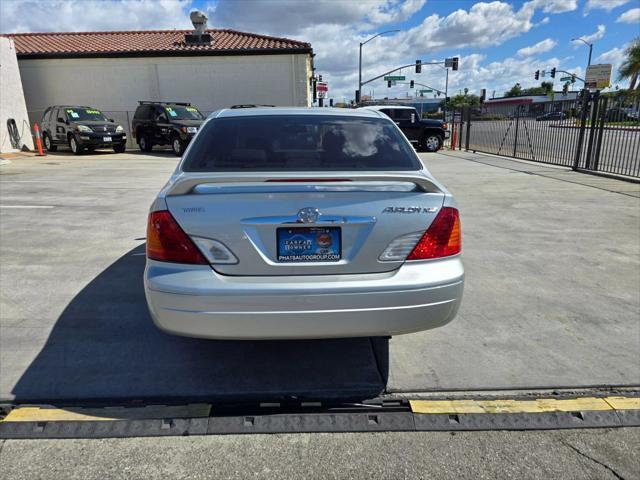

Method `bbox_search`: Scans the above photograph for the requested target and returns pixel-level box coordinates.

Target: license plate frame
[103,136,112,142]
[277,226,341,262]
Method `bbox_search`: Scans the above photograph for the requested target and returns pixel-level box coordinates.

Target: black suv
[40,105,127,155]
[360,105,449,152]
[132,101,205,156]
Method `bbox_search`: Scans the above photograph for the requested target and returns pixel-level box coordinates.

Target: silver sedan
[144,107,464,339]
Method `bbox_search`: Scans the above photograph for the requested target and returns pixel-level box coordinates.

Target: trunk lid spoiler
[163,171,444,196]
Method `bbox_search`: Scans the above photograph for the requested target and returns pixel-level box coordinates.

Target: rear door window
[183,115,421,172]
[393,109,412,121]
[135,106,153,120]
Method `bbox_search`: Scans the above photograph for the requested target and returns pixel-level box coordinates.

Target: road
[2,428,638,479]
[457,120,640,177]
[0,149,638,402]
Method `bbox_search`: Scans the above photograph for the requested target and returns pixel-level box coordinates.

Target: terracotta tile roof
[4,29,312,58]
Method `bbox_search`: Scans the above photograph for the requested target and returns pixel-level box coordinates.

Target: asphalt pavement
[0,149,638,402]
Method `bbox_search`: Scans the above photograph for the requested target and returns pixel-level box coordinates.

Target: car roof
[48,105,95,109]
[359,105,416,111]
[214,107,385,119]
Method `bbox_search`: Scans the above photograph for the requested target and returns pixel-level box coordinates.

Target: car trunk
[165,178,445,276]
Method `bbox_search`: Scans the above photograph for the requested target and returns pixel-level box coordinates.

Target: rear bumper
[144,257,464,339]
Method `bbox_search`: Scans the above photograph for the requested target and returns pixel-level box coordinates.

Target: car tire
[113,143,126,154]
[172,136,185,156]
[139,135,153,152]
[69,136,83,155]
[43,133,57,152]
[422,134,442,152]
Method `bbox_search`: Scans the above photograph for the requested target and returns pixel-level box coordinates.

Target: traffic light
[355,90,360,104]
[534,70,540,80]
[388,80,392,88]
[480,88,486,103]
[562,82,569,95]
[571,74,576,83]
[410,80,414,88]
[451,57,459,71]
[330,98,334,107]
[550,67,556,79]
[415,60,422,73]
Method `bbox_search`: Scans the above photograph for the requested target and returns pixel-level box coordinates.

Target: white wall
[0,37,34,153]
[18,53,311,125]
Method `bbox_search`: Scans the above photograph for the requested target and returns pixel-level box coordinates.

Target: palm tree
[618,37,640,90]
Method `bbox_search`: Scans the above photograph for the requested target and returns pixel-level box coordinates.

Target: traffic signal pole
[444,67,449,121]
[361,60,448,88]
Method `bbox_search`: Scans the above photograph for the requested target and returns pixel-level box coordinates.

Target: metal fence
[447,93,640,178]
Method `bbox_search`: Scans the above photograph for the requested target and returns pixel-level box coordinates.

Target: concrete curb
[1,394,638,438]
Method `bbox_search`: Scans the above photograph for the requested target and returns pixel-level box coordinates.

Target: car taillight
[406,207,461,260]
[442,122,449,130]
[146,210,207,264]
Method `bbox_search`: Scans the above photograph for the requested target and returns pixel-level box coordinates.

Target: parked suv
[359,105,449,152]
[40,105,127,155]
[132,101,205,156]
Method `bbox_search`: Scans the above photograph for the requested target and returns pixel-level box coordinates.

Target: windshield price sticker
[66,109,79,118]
[86,109,101,115]
[186,107,198,112]
[166,108,178,117]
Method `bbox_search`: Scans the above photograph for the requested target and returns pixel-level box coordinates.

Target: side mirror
[57,117,65,123]
[109,118,115,123]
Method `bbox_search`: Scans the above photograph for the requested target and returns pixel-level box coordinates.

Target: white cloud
[0,0,615,102]
[573,25,606,46]
[617,7,640,23]
[585,0,630,13]
[209,0,426,33]
[596,45,628,76]
[0,0,193,33]
[518,38,557,57]
[526,0,577,14]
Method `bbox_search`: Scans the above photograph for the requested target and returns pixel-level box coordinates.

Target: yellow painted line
[410,397,616,414]
[604,396,640,410]
[2,404,211,422]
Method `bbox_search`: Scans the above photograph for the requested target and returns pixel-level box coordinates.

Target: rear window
[183,115,420,172]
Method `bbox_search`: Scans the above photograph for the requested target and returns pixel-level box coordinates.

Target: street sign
[317,81,328,99]
[419,89,432,93]
[560,76,572,82]
[384,75,405,81]
[585,64,612,89]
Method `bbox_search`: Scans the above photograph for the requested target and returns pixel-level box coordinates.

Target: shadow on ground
[11,246,388,403]
[42,149,177,158]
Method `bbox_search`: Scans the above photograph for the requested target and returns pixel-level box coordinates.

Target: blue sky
[1,0,638,100]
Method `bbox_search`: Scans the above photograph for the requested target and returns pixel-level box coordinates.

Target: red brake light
[442,122,449,130]
[406,207,461,260]
[146,210,207,264]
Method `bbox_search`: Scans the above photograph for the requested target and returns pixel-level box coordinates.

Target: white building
[4,29,313,147]
[0,36,33,153]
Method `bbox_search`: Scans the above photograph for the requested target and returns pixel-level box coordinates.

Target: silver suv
[144,107,464,339]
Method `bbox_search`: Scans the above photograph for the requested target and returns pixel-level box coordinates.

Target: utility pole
[357,30,399,104]
[572,37,594,67]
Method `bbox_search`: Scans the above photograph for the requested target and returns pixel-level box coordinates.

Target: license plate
[277,227,341,262]
[103,136,112,142]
